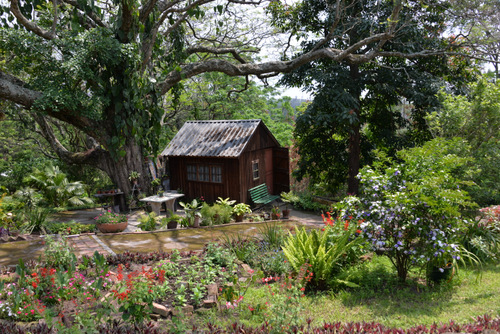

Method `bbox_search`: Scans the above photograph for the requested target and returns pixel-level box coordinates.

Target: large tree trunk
[97,139,152,203]
[347,121,361,195]
[347,64,361,196]
[31,113,153,208]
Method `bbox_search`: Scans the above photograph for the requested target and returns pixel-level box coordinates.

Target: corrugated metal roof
[161,119,262,157]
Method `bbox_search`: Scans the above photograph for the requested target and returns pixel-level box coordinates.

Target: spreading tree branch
[0,71,102,138]
[10,0,56,40]
[32,113,105,166]
[62,0,107,28]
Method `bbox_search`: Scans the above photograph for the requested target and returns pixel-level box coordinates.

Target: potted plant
[179,199,203,228]
[162,210,183,229]
[426,256,455,285]
[94,210,128,233]
[161,214,184,230]
[281,191,297,219]
[129,171,140,184]
[232,203,252,222]
[151,178,161,194]
[271,206,281,220]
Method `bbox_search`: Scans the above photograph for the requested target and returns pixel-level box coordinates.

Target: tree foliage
[271,0,477,195]
[448,0,500,79]
[163,73,295,147]
[0,0,486,196]
[427,79,500,205]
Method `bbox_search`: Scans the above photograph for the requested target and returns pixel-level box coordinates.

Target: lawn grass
[304,260,500,328]
[192,256,500,330]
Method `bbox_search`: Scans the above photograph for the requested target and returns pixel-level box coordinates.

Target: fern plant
[282,226,363,289]
[138,212,158,231]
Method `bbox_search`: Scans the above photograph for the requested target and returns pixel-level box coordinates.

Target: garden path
[0,209,324,266]
[63,208,324,258]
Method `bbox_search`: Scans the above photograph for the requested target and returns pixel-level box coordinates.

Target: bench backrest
[249,183,270,201]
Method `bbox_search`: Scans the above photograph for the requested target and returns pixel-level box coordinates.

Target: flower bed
[0,238,255,329]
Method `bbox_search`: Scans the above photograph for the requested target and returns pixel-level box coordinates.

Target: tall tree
[270,0,477,195]
[0,0,482,196]
[448,0,500,80]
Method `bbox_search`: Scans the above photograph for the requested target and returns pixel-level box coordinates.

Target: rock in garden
[152,302,171,317]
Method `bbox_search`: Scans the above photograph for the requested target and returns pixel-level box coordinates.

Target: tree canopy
[0,0,487,196]
[271,0,478,195]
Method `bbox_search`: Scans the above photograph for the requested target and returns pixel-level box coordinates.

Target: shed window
[187,165,197,181]
[252,160,259,180]
[186,164,222,183]
[199,165,209,182]
[211,166,222,183]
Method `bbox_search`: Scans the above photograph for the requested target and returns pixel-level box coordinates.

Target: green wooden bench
[249,183,280,208]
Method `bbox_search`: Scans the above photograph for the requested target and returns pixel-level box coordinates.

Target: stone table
[140,192,185,216]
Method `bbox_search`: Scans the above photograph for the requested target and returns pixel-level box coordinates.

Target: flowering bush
[337,138,477,282]
[257,264,313,333]
[94,210,128,224]
[480,205,500,224]
[111,264,165,323]
[462,205,500,262]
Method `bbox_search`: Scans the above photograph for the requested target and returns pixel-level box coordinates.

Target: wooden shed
[160,119,289,204]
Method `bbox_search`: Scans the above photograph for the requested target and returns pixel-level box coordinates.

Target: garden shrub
[282,223,364,289]
[461,206,500,262]
[43,235,77,270]
[337,138,478,282]
[200,203,233,225]
[138,212,158,231]
[0,193,20,232]
[24,164,93,208]
[221,234,259,264]
[257,249,292,277]
[20,207,50,235]
[203,242,237,269]
[261,222,287,248]
[46,220,96,234]
[428,80,500,206]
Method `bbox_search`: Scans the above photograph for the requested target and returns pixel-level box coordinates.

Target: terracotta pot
[271,213,280,220]
[282,209,290,219]
[234,214,244,222]
[97,221,128,233]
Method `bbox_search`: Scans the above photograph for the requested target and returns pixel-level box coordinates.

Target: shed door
[265,148,273,193]
[273,147,289,195]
